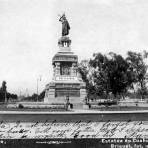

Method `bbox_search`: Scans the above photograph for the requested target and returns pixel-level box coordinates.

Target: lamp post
[37,78,38,102]
[36,75,42,102]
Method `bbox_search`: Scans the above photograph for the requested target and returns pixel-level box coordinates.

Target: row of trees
[0,81,18,102]
[0,80,45,102]
[22,91,45,102]
[78,51,148,100]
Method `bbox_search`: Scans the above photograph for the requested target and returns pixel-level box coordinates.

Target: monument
[44,14,86,106]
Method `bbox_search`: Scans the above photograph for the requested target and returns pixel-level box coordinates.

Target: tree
[38,90,45,101]
[22,92,45,102]
[0,89,4,102]
[0,81,7,102]
[108,53,134,99]
[1,81,7,92]
[0,81,19,102]
[79,52,134,100]
[89,53,110,98]
[126,51,148,99]
[90,52,133,99]
[78,60,96,98]
[7,93,18,101]
[79,51,148,100]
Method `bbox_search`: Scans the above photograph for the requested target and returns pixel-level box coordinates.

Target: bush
[70,103,73,109]
[18,104,24,109]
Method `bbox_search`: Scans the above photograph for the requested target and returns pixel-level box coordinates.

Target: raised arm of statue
[59,14,70,36]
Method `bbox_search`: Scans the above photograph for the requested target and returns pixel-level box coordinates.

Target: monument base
[83,104,90,109]
[44,80,86,107]
[44,35,87,108]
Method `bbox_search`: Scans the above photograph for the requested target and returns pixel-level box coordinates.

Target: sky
[0,0,148,95]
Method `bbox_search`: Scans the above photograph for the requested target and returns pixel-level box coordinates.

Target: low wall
[1,110,148,122]
[119,100,148,107]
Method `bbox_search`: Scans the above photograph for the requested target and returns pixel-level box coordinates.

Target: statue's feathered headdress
[59,13,66,22]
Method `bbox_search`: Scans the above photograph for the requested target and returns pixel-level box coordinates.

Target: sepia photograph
[0,0,148,147]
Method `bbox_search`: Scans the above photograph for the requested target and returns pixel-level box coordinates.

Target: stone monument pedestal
[44,36,86,107]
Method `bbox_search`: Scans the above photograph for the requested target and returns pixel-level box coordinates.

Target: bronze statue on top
[59,14,70,36]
